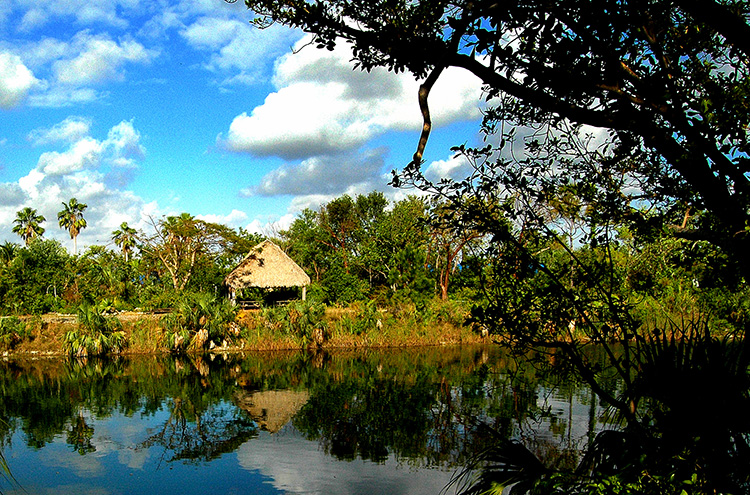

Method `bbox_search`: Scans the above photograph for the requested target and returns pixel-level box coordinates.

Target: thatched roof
[233,390,310,433]
[224,240,310,290]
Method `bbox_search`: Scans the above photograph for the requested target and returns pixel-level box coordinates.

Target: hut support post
[302,286,307,301]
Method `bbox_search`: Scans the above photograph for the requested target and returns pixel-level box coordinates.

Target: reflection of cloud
[39,443,104,478]
[236,427,456,495]
[34,484,111,495]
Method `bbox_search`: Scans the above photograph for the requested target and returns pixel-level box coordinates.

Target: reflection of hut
[224,240,311,305]
[234,390,310,433]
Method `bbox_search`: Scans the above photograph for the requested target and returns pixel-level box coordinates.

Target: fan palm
[0,241,19,265]
[12,207,45,245]
[57,198,88,254]
[111,222,138,262]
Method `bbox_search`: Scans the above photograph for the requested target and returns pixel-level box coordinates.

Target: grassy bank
[1,300,486,357]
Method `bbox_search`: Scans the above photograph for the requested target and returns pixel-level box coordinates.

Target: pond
[0,346,613,495]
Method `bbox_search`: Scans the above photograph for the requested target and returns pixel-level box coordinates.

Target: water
[0,346,609,494]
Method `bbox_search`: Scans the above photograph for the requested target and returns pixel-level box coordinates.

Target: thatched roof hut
[224,240,310,300]
[233,390,310,433]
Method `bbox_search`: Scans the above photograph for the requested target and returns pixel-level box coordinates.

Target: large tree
[57,198,88,255]
[239,0,750,491]
[243,0,750,276]
[12,207,46,245]
[141,213,242,291]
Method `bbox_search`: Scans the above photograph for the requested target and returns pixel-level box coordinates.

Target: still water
[0,346,609,495]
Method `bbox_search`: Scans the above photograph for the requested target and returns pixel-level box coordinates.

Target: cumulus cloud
[28,116,92,145]
[180,15,301,85]
[248,149,387,198]
[0,119,155,247]
[52,32,156,85]
[32,119,145,177]
[38,137,103,176]
[0,183,25,206]
[423,153,475,183]
[15,0,134,32]
[222,36,483,159]
[105,120,146,167]
[0,51,39,109]
[196,209,249,227]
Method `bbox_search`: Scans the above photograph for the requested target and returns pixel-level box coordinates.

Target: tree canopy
[57,198,88,255]
[243,0,750,276]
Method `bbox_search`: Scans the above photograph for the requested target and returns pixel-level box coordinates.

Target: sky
[0,0,485,252]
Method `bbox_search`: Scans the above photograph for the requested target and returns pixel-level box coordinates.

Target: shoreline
[3,308,488,358]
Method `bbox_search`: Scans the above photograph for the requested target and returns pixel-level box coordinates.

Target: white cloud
[423,153,475,183]
[0,119,156,247]
[28,116,92,145]
[0,51,39,109]
[249,149,386,197]
[14,0,134,32]
[27,87,99,108]
[180,15,301,85]
[105,120,146,167]
[0,183,25,206]
[31,118,145,177]
[222,36,483,159]
[197,209,249,227]
[38,137,103,176]
[53,32,156,85]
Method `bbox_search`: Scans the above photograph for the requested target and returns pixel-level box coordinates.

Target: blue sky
[0,0,484,251]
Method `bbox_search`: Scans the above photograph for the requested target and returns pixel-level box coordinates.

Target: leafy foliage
[161,292,240,352]
[0,316,31,351]
[65,301,126,357]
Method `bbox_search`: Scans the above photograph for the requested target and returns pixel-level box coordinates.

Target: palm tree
[58,198,88,255]
[111,222,138,262]
[0,241,20,266]
[12,207,46,245]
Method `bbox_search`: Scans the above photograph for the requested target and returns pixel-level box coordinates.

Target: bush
[161,292,239,352]
[262,300,327,347]
[64,301,126,357]
[0,316,31,351]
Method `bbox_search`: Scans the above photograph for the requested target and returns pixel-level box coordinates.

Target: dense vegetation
[3,0,750,489]
[234,0,750,493]
[2,191,739,336]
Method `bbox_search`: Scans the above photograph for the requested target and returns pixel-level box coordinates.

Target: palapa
[224,240,310,299]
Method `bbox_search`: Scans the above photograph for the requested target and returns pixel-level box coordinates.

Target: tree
[111,222,138,262]
[57,198,88,255]
[140,213,240,291]
[12,207,45,245]
[243,0,750,278]
[0,241,20,266]
[240,0,750,490]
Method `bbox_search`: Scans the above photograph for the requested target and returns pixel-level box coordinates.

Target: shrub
[0,316,31,351]
[263,301,327,347]
[161,292,239,352]
[64,301,126,357]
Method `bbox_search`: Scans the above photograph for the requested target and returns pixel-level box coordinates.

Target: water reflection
[0,346,609,494]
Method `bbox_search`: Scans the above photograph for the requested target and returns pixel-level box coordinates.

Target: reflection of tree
[66,413,96,455]
[291,349,587,468]
[0,346,609,481]
[139,398,257,464]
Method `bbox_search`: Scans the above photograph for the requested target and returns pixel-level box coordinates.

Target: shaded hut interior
[224,240,311,307]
